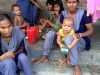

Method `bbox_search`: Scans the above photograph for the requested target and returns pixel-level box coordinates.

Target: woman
[0,14,33,75]
[60,0,93,75]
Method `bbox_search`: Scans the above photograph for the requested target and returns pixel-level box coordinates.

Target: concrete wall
[0,0,16,11]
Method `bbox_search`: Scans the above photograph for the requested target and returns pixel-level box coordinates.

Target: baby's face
[13,6,21,16]
[62,20,73,32]
[0,19,13,37]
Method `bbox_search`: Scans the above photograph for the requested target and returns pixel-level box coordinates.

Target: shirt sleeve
[84,10,92,24]
[9,26,25,52]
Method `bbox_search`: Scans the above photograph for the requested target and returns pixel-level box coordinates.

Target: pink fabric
[87,0,100,22]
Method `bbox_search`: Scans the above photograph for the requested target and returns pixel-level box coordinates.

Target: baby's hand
[60,44,65,48]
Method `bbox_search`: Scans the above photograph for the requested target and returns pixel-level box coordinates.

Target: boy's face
[0,19,13,37]
[13,6,21,16]
[47,3,53,11]
[54,4,60,12]
[62,20,73,32]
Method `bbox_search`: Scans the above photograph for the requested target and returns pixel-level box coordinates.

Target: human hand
[60,44,65,48]
[0,51,15,61]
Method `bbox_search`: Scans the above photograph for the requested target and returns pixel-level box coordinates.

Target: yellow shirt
[58,29,75,42]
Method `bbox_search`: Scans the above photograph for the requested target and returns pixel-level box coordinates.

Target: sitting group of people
[0,0,93,75]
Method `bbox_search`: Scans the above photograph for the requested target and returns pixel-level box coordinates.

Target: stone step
[33,65,90,75]
[21,64,99,75]
[20,61,100,75]
[30,49,100,66]
[31,63,100,75]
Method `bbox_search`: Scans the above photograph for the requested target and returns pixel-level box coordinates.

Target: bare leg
[34,55,49,64]
[73,65,81,75]
[32,57,42,63]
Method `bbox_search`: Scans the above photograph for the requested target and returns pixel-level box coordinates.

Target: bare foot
[56,58,67,71]
[58,58,67,66]
[35,56,49,64]
[32,57,41,63]
[66,58,70,65]
[73,65,81,75]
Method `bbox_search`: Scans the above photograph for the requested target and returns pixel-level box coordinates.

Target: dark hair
[0,14,13,23]
[46,0,54,5]
[11,4,20,11]
[66,0,80,3]
[53,0,64,14]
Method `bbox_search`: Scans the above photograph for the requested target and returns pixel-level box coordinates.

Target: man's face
[0,19,13,37]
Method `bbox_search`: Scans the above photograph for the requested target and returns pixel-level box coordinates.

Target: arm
[79,11,93,38]
[57,32,65,48]
[30,0,45,10]
[46,19,53,27]
[14,17,18,26]
[79,23,93,38]
[67,33,79,49]
[38,18,47,32]
[14,16,22,26]
[30,0,40,8]
[0,51,15,61]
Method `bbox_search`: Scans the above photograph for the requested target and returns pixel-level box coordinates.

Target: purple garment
[87,0,100,22]
[16,0,38,25]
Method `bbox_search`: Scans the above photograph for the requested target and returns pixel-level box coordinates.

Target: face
[62,19,73,32]
[54,4,60,12]
[13,6,21,16]
[0,19,13,37]
[66,0,78,12]
[47,3,53,11]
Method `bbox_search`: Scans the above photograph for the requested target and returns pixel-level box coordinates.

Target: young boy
[0,14,33,75]
[57,17,80,73]
[32,1,64,64]
[11,4,29,33]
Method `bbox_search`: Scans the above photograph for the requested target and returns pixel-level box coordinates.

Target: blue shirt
[0,26,26,55]
[60,9,92,50]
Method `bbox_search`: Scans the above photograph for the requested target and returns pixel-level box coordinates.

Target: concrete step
[33,63,91,75]
[31,63,100,75]
[20,55,100,75]
[21,64,100,75]
[30,49,100,66]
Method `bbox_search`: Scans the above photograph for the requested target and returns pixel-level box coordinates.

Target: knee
[18,53,28,62]
[46,31,56,39]
[4,59,16,69]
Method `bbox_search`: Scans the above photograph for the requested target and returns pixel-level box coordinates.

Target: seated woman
[60,0,93,75]
[0,14,33,75]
